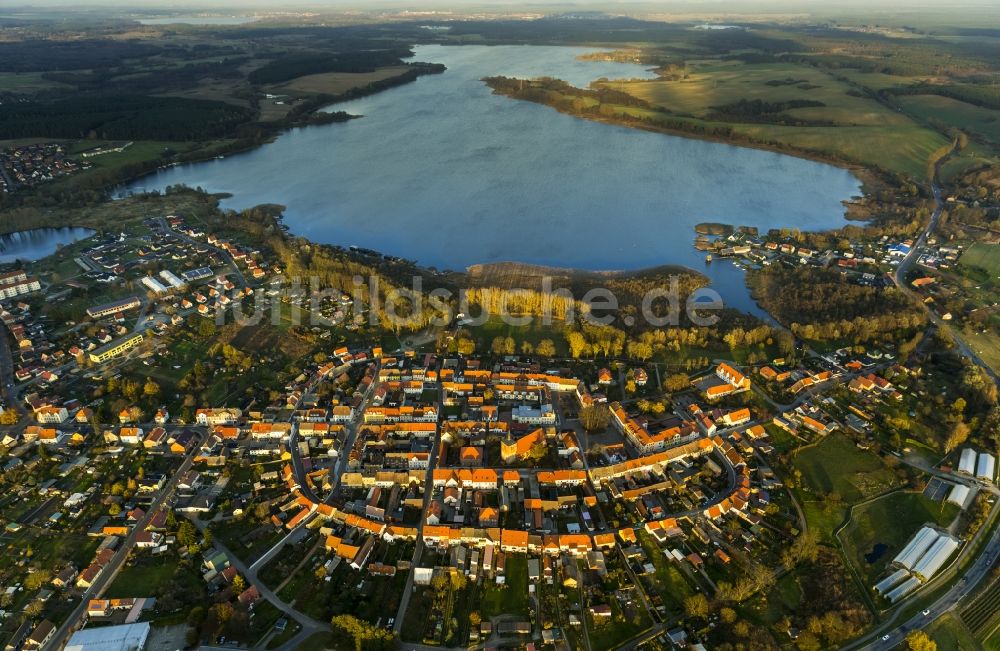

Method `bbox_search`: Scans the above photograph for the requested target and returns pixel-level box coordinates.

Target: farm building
[946,483,971,508]
[977,453,996,482]
[958,448,977,475]
[873,568,909,595]
[893,526,939,570]
[885,576,921,603]
[912,534,960,581]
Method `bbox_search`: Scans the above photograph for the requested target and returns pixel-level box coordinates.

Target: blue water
[123,45,861,315]
[0,227,95,264]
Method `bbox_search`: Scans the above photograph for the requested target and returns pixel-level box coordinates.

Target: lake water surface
[0,227,96,264]
[124,45,861,314]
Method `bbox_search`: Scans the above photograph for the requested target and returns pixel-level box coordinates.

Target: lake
[0,227,96,264]
[123,44,861,315]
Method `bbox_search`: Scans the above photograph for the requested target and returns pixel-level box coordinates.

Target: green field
[898,94,1000,144]
[793,434,901,541]
[839,491,959,586]
[608,59,948,179]
[794,434,896,503]
[106,555,203,598]
[961,243,1000,277]
[0,72,71,92]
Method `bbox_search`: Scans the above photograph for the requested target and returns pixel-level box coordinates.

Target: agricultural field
[0,71,71,92]
[897,94,1000,145]
[961,243,1000,277]
[928,612,984,651]
[838,490,960,586]
[270,66,412,96]
[607,59,949,179]
[962,576,1000,645]
[616,60,910,128]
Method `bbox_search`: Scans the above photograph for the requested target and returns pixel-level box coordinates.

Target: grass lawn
[966,326,1000,375]
[793,434,901,541]
[586,599,651,649]
[794,434,896,503]
[839,491,959,586]
[400,586,432,643]
[295,632,336,651]
[106,554,203,598]
[480,553,531,618]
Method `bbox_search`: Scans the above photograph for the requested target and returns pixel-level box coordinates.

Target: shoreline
[481,77,890,198]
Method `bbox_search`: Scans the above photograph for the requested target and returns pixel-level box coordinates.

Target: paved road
[42,430,206,651]
[847,500,1000,651]
[844,147,1000,650]
[890,151,999,386]
[392,375,443,637]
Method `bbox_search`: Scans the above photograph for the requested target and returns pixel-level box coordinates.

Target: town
[0,199,997,651]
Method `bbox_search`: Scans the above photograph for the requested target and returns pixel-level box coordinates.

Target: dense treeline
[0,39,162,72]
[707,98,831,125]
[278,63,445,126]
[0,95,253,141]
[747,266,925,342]
[41,58,248,95]
[247,49,414,85]
[884,84,1000,111]
[485,76,652,109]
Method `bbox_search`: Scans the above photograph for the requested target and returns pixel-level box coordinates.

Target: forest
[0,95,254,141]
[746,266,926,342]
[247,48,416,85]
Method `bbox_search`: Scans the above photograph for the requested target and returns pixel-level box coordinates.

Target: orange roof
[501,529,529,549]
